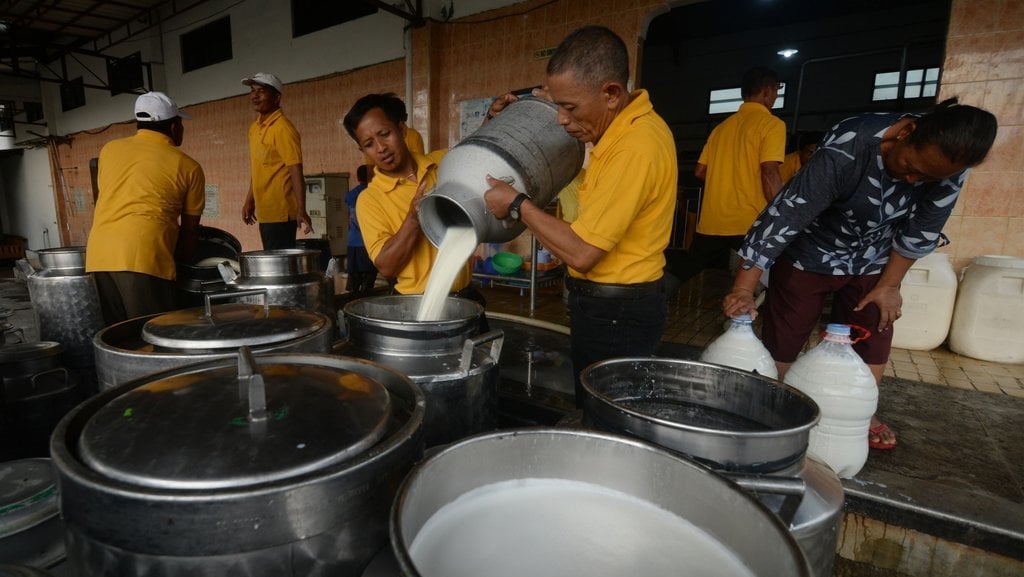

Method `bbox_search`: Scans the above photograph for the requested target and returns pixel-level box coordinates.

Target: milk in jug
[701,314,778,378]
[783,324,878,478]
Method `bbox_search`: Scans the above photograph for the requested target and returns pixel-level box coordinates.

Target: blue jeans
[568,288,667,407]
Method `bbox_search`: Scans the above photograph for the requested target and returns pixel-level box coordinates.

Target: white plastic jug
[701,314,778,378]
[783,324,878,479]
[949,255,1024,363]
[892,252,957,351]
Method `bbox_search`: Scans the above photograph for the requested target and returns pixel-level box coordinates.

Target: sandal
[868,422,897,450]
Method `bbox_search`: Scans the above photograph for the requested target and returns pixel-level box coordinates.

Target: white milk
[701,314,778,378]
[408,478,757,577]
[417,226,478,321]
[783,324,878,478]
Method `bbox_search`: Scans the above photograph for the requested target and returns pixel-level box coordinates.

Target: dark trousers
[664,233,745,295]
[93,271,180,326]
[259,221,297,250]
[345,246,378,295]
[567,286,667,408]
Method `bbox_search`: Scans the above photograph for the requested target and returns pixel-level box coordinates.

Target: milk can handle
[236,346,268,428]
[459,329,504,375]
[29,367,70,390]
[204,289,269,320]
[217,261,239,283]
[722,473,806,527]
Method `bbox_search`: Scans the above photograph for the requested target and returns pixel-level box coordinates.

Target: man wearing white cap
[241,72,311,249]
[86,91,206,325]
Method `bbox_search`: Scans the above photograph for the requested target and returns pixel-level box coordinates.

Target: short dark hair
[136,118,177,137]
[547,25,629,90]
[907,98,998,167]
[343,93,407,142]
[356,164,368,183]
[741,67,779,99]
[797,131,824,149]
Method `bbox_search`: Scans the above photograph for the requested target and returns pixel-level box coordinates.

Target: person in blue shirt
[723,99,997,451]
[345,165,378,294]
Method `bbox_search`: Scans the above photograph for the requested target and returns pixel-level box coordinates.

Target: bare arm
[722,263,764,319]
[695,162,707,182]
[484,176,605,272]
[760,161,783,203]
[175,214,202,263]
[854,252,916,332]
[242,181,256,225]
[372,179,428,278]
[289,164,312,234]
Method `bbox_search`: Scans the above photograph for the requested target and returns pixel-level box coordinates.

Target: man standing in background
[87,91,205,325]
[663,67,785,297]
[779,130,824,183]
[345,165,378,294]
[241,72,312,249]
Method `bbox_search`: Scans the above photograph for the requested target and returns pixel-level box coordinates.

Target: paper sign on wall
[203,184,219,218]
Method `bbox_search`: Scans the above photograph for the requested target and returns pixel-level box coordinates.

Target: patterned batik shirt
[738,112,967,276]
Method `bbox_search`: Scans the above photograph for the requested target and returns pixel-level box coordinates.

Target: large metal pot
[0,458,65,569]
[418,97,584,245]
[93,292,334,391]
[51,349,426,576]
[18,249,104,371]
[391,429,812,577]
[218,249,334,320]
[580,358,842,577]
[341,296,501,447]
[1,342,81,460]
[176,226,243,306]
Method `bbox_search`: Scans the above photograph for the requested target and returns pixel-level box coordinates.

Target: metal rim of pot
[50,352,426,555]
[236,249,321,278]
[580,357,821,473]
[389,428,813,577]
[343,295,483,355]
[0,458,64,569]
[34,247,86,271]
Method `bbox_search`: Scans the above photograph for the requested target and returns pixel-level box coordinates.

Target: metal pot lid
[77,349,392,490]
[0,341,63,364]
[142,302,327,350]
[0,458,59,538]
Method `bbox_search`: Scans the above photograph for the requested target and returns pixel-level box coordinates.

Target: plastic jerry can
[783,324,878,479]
[892,252,957,351]
[949,255,1024,363]
[701,314,778,378]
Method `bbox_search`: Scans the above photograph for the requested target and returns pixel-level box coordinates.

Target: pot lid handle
[204,289,269,321]
[236,347,268,438]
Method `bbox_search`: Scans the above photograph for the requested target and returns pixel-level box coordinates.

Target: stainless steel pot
[0,458,65,569]
[93,292,334,391]
[218,249,334,320]
[580,358,842,577]
[418,97,584,245]
[342,296,501,446]
[35,247,85,274]
[391,429,812,577]
[51,349,426,577]
[1,342,81,460]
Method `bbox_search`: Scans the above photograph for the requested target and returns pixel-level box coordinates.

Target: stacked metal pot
[218,248,335,320]
[0,342,81,460]
[50,348,426,576]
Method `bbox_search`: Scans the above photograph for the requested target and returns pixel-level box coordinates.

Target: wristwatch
[508,193,530,222]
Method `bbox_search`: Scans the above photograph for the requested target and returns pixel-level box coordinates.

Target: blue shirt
[345,182,367,247]
[739,112,966,276]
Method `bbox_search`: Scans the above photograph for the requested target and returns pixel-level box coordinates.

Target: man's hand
[484,175,519,218]
[407,177,429,224]
[854,284,903,332]
[486,93,519,121]
[296,211,314,234]
[242,196,256,225]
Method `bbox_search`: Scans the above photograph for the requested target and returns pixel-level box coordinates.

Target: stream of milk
[416,225,478,321]
[408,478,758,577]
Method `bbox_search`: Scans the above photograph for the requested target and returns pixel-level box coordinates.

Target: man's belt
[565,276,664,299]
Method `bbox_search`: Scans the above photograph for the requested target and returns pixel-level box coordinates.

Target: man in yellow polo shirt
[86,91,205,325]
[664,67,785,297]
[779,130,823,183]
[342,93,473,297]
[484,26,678,406]
[241,72,312,249]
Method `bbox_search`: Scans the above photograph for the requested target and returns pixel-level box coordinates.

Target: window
[708,83,785,114]
[181,17,232,73]
[292,1,378,38]
[872,68,939,101]
[107,51,144,96]
[60,77,86,112]
[0,101,13,133]
[24,101,44,123]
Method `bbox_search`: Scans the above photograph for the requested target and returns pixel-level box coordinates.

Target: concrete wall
[0,147,60,251]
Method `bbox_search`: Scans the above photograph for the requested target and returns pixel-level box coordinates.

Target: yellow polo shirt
[356,149,471,295]
[569,90,677,284]
[86,130,206,280]
[696,101,785,236]
[779,150,802,183]
[248,108,302,223]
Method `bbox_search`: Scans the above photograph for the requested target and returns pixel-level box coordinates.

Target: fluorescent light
[777,48,799,58]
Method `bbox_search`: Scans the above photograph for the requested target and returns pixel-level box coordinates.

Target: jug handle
[217,260,239,283]
[459,329,504,375]
[722,473,806,527]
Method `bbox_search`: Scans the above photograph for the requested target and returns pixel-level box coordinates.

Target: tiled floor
[478,267,1024,397]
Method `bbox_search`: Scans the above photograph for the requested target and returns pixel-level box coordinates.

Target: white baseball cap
[241,72,283,93]
[135,91,190,122]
